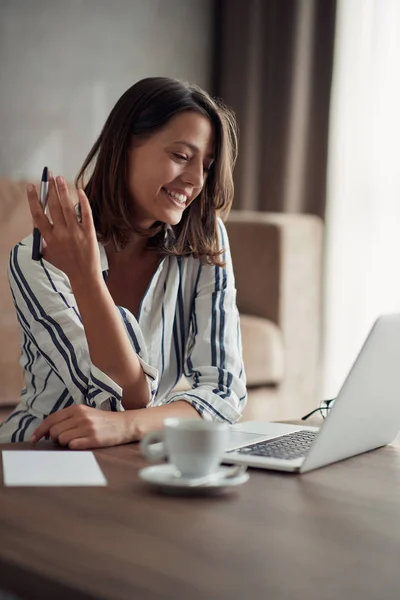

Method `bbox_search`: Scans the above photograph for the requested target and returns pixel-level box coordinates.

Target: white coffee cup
[140,418,230,478]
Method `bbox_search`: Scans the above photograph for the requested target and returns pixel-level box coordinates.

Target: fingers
[69,437,94,450]
[46,174,66,227]
[48,419,79,444]
[56,176,82,228]
[30,405,99,446]
[27,184,52,239]
[57,426,91,448]
[77,188,94,230]
[31,405,76,443]
[45,176,91,231]
[68,432,110,450]
[49,420,101,449]
[58,426,105,449]
[28,174,88,243]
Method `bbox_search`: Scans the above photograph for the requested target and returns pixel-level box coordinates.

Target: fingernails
[48,171,54,179]
[27,184,34,193]
[30,435,37,444]
[57,176,65,186]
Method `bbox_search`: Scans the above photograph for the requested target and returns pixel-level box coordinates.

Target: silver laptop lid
[301,314,400,472]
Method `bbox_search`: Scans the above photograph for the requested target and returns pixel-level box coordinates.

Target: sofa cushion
[240,314,284,386]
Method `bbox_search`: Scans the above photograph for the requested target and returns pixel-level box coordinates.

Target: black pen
[32,166,49,261]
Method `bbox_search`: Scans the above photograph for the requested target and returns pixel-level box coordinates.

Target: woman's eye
[173,153,188,162]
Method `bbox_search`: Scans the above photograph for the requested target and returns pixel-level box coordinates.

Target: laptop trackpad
[226,431,270,452]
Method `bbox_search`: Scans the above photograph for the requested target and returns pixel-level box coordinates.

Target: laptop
[223,314,400,473]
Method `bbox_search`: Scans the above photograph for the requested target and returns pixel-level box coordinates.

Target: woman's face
[127,111,215,228]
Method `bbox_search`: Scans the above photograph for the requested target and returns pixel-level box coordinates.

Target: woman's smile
[161,187,189,209]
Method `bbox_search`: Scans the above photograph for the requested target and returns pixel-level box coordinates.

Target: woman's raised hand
[27,174,103,285]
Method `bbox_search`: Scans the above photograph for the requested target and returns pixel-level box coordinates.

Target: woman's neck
[105,234,149,266]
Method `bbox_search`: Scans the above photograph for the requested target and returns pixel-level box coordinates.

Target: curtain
[213,0,336,217]
[322,0,400,397]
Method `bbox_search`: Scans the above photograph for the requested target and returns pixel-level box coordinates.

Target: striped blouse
[0,219,247,442]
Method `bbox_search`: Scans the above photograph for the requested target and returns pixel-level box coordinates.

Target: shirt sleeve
[8,239,157,412]
[162,219,247,423]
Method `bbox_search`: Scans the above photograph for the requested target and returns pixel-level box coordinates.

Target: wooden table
[1,433,400,600]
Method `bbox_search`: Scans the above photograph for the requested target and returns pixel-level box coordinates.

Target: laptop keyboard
[233,430,317,460]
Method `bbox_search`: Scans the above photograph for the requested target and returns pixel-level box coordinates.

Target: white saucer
[138,464,249,496]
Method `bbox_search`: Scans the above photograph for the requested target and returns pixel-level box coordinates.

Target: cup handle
[140,430,167,462]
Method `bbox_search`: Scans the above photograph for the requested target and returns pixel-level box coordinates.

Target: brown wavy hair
[75,77,238,266]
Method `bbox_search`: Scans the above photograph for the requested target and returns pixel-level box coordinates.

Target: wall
[0,0,214,179]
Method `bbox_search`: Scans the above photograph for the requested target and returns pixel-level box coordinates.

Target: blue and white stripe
[0,219,247,442]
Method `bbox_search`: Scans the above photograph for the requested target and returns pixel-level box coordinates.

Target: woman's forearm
[71,275,149,409]
[125,400,201,441]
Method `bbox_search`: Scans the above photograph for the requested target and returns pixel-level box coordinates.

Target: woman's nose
[182,161,204,188]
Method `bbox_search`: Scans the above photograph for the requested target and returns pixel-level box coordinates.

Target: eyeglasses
[301,398,336,421]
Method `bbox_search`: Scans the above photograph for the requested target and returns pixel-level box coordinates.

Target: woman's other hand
[30,401,200,449]
[30,405,132,449]
[27,175,103,285]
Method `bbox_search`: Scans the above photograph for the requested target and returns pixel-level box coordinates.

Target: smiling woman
[0,77,247,448]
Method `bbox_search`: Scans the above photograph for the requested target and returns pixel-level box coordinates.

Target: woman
[0,77,247,447]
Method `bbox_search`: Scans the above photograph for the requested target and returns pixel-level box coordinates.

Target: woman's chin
[166,216,183,226]
[135,211,183,229]
[158,209,184,226]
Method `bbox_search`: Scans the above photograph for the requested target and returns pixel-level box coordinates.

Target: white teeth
[164,188,187,203]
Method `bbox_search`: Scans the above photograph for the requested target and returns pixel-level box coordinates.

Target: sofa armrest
[0,179,32,406]
[226,210,323,419]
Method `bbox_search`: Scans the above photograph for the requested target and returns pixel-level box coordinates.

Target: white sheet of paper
[2,450,107,486]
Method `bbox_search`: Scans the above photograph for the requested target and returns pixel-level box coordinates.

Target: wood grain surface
[1,433,400,600]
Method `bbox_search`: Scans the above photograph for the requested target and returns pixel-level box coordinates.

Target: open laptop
[223,314,400,473]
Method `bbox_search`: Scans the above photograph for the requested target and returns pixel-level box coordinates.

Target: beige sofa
[0,180,323,423]
[226,212,323,420]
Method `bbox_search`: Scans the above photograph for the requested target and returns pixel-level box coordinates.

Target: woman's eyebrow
[172,140,214,160]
